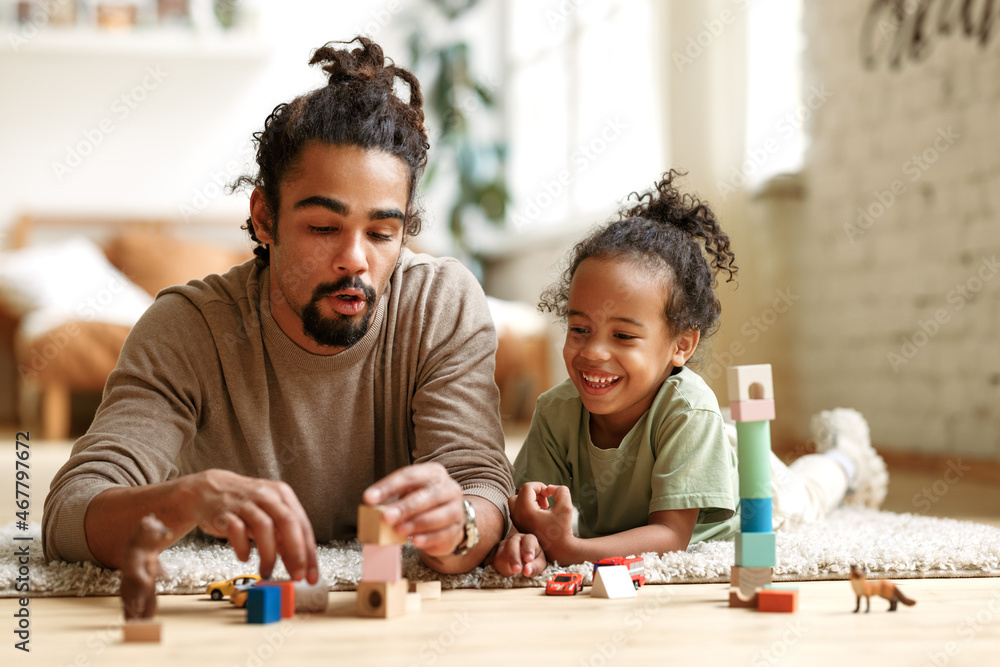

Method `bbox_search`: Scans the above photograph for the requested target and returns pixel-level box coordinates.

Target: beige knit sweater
[43,250,514,563]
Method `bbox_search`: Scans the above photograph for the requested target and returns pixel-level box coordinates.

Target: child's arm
[511,483,699,565]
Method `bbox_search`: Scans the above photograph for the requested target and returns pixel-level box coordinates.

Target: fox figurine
[850,565,916,612]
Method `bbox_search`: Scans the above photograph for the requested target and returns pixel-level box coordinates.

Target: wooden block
[591,566,637,599]
[730,398,776,422]
[293,577,329,613]
[405,592,422,612]
[727,364,774,403]
[740,498,773,533]
[736,421,773,499]
[729,566,772,607]
[362,543,402,582]
[256,580,295,618]
[357,505,407,545]
[357,579,409,618]
[728,590,759,608]
[758,588,798,613]
[122,619,161,643]
[735,532,776,568]
[409,580,442,599]
[247,586,282,624]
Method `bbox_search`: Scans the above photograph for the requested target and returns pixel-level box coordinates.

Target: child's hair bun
[622,170,737,285]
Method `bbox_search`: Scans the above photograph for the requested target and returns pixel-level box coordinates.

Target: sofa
[0,214,550,439]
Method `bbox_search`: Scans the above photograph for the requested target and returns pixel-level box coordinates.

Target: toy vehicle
[206,575,261,601]
[593,557,645,589]
[546,572,584,595]
[229,580,260,608]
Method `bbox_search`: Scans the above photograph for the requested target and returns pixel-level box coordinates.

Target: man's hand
[182,469,319,583]
[362,462,464,555]
[509,482,575,561]
[493,529,547,578]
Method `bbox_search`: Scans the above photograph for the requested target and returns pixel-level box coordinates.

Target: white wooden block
[409,580,442,599]
[727,364,774,403]
[293,577,329,613]
[591,566,637,599]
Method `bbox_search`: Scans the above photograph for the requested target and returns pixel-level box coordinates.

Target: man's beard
[301,276,378,348]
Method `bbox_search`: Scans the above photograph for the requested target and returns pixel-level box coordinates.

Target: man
[42,37,514,579]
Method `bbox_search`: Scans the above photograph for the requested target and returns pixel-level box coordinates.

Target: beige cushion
[17,321,131,390]
[103,232,252,297]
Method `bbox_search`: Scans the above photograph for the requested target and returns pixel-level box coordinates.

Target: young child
[493,171,887,577]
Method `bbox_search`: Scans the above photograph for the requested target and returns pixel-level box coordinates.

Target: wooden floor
[4,578,1000,666]
[3,429,1000,664]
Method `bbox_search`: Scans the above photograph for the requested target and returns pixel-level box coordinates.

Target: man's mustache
[311,277,376,303]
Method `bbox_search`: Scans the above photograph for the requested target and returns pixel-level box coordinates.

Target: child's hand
[509,483,575,560]
[493,532,547,578]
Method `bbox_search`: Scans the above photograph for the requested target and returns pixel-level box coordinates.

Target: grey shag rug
[4,508,999,598]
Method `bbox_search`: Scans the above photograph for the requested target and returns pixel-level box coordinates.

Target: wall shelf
[3,25,269,59]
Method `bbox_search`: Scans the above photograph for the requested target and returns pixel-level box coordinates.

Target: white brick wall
[797,0,1000,456]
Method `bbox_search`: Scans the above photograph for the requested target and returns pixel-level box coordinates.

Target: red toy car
[546,572,585,595]
[593,556,646,588]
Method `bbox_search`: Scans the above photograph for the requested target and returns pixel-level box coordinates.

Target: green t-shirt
[513,366,739,545]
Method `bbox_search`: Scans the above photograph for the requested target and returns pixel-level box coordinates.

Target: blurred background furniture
[0,214,251,439]
[0,213,551,439]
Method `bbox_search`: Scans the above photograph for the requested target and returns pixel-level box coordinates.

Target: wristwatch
[452,499,480,556]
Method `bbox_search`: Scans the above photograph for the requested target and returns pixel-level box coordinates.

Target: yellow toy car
[206,575,261,601]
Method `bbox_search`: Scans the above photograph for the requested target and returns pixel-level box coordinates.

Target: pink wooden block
[362,543,402,582]
[730,399,776,422]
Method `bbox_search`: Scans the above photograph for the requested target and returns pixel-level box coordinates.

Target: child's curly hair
[540,169,738,339]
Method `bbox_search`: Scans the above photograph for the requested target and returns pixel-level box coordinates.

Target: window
[743,0,805,189]
[504,0,661,241]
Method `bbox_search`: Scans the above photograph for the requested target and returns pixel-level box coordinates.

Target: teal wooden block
[735,531,776,567]
[740,497,772,533]
[247,586,281,624]
[736,421,772,499]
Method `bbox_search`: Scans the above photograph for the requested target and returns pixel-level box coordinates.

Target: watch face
[455,499,480,555]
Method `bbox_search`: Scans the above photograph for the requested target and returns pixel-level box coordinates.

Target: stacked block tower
[356,505,410,618]
[727,364,776,608]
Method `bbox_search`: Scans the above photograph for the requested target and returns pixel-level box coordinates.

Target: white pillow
[0,237,153,340]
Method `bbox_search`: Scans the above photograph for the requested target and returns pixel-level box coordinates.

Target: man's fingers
[397,501,462,537]
[215,513,251,561]
[410,522,463,556]
[271,482,318,581]
[364,462,450,506]
[238,502,278,578]
[378,476,461,525]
